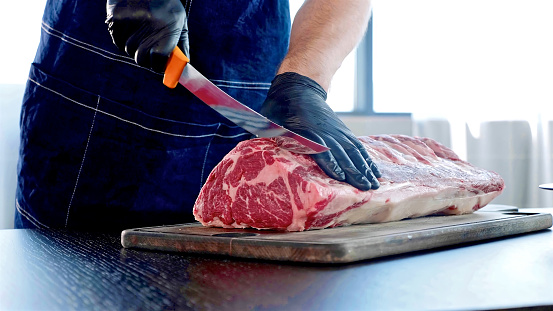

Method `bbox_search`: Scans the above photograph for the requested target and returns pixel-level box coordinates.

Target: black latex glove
[260,72,382,190]
[106,0,189,72]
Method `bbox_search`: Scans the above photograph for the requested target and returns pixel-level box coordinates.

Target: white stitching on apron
[211,80,271,90]
[41,22,157,74]
[16,200,50,229]
[42,21,135,62]
[200,123,220,187]
[65,96,100,228]
[214,84,270,90]
[211,79,271,86]
[184,0,193,17]
[41,21,272,90]
[28,78,251,139]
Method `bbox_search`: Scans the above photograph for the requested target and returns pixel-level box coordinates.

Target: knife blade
[162,47,329,154]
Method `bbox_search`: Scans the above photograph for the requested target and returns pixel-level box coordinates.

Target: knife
[539,183,553,190]
[162,47,329,154]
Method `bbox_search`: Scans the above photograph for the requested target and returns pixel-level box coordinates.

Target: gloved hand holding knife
[106,0,190,71]
[105,0,380,191]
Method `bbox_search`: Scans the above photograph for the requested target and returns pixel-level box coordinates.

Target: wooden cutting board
[121,209,552,264]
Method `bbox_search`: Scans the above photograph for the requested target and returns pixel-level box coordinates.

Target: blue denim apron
[15,0,290,231]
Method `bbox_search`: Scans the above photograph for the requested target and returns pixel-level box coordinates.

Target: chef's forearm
[277,0,372,91]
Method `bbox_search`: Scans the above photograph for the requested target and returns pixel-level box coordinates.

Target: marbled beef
[193,135,505,231]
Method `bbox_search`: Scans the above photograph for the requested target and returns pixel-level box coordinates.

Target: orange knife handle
[163,47,190,89]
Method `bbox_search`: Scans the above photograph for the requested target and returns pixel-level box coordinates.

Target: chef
[15,0,381,231]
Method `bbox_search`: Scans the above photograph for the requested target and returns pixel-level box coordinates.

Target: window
[371,0,553,119]
[289,1,405,116]
[291,1,553,119]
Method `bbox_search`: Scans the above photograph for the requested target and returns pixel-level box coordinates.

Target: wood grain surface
[122,211,552,263]
[2,210,553,310]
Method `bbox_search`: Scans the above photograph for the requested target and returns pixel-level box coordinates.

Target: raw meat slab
[194,135,505,231]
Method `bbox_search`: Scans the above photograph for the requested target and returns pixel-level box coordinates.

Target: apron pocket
[18,64,249,230]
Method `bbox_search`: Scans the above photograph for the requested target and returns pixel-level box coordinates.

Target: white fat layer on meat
[300,182,410,220]
[287,181,333,231]
[202,217,251,229]
[203,217,231,228]
[314,190,501,229]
